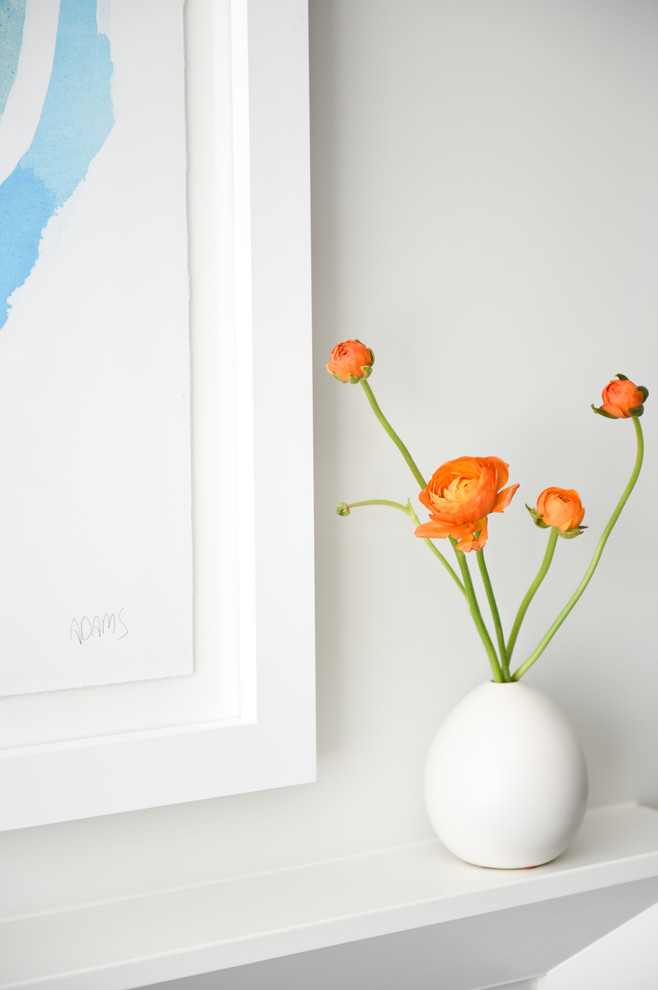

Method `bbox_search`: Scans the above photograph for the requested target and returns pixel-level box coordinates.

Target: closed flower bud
[326,340,374,383]
[534,487,585,537]
[336,502,350,516]
[592,374,648,419]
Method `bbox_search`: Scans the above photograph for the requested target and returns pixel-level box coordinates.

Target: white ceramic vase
[424,680,588,869]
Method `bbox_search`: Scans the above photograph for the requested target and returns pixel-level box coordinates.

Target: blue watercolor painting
[0,0,115,328]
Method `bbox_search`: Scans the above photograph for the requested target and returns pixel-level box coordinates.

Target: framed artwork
[0,0,194,697]
[0,0,315,830]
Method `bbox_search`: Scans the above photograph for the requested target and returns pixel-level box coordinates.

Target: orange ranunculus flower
[594,375,648,419]
[326,339,374,383]
[536,488,585,532]
[414,456,519,552]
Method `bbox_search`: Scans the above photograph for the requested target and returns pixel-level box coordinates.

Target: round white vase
[424,680,588,869]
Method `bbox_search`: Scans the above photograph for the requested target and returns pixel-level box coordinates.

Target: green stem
[512,417,645,680]
[406,502,465,596]
[506,527,558,661]
[453,542,503,682]
[476,549,510,680]
[355,382,469,599]
[360,380,427,490]
[343,499,412,513]
[340,499,465,595]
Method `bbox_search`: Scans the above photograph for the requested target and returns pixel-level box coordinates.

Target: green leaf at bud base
[557,525,587,539]
[526,504,549,528]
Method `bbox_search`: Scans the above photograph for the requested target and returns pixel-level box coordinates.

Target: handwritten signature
[70,608,128,645]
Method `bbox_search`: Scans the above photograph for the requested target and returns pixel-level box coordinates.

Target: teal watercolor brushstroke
[0,0,27,116]
[0,0,115,328]
[22,0,115,203]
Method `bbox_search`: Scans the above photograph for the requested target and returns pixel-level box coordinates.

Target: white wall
[2,0,658,959]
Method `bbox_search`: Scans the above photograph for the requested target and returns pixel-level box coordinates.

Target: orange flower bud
[535,487,585,535]
[326,339,374,383]
[593,374,648,419]
[414,456,519,552]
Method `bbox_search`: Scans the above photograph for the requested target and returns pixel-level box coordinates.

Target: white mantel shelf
[2,803,658,990]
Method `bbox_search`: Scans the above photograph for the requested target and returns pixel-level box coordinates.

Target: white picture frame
[0,0,315,831]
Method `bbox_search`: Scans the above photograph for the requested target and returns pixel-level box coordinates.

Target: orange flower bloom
[326,340,374,383]
[595,375,648,418]
[536,488,585,532]
[415,456,519,552]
